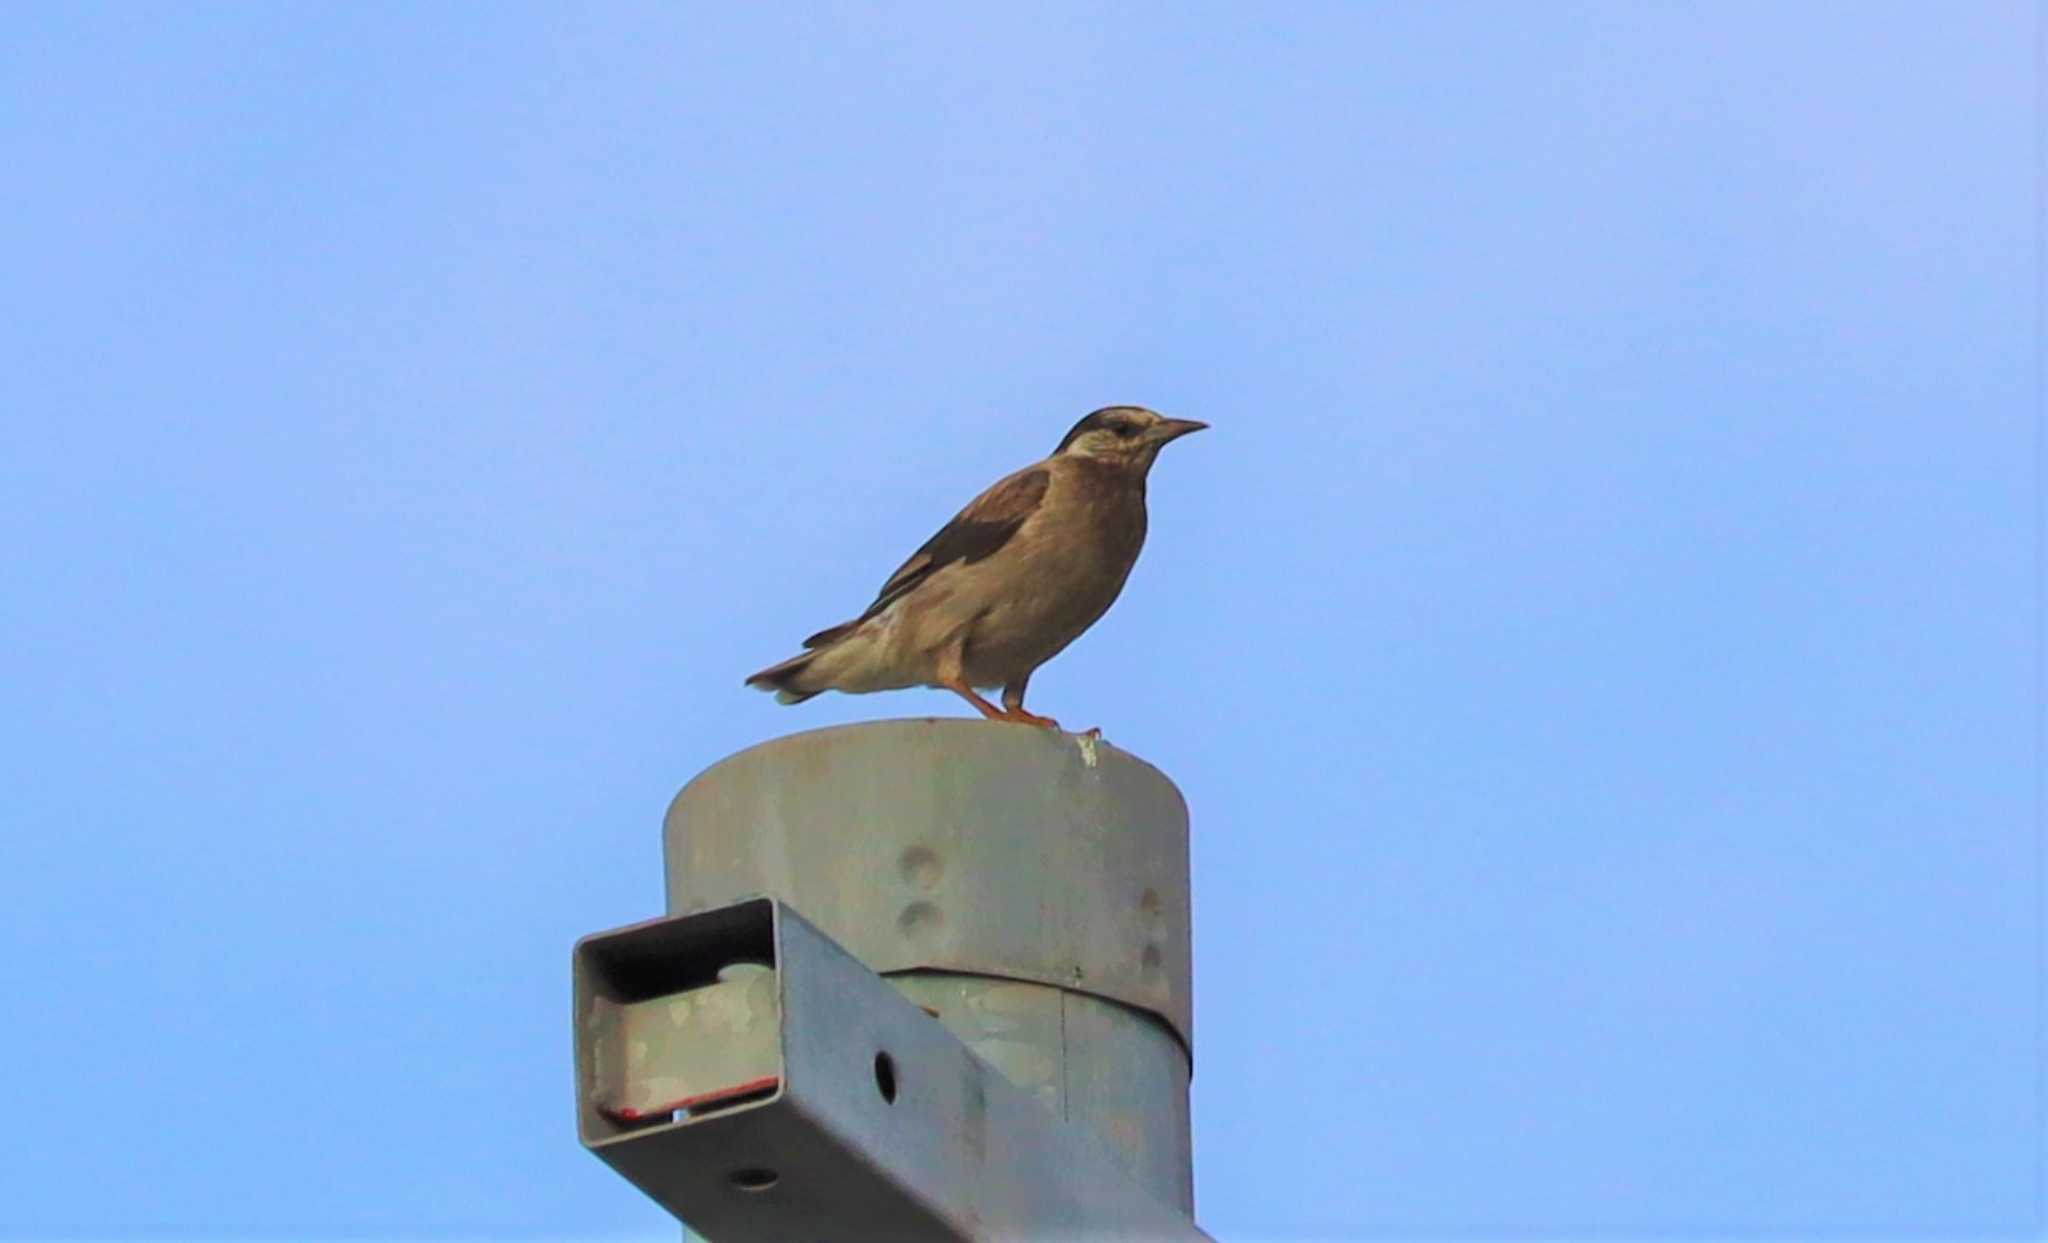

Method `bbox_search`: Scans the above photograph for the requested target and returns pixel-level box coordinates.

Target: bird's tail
[747,613,872,704]
[744,649,826,704]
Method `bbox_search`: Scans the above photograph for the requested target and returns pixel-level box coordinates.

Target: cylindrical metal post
[663,719,1195,1213]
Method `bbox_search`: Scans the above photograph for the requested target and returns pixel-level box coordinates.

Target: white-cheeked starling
[745,406,1206,731]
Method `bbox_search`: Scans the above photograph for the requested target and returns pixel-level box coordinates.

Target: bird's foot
[944,679,1009,721]
[1000,707,1064,731]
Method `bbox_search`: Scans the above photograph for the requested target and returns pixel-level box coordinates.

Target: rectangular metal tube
[575,897,1210,1241]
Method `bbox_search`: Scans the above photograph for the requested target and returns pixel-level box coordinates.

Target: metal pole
[662,719,1196,1214]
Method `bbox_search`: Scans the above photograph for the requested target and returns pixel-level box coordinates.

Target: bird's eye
[1108,419,1137,438]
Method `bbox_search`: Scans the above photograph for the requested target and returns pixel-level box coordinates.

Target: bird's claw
[1001,708,1063,731]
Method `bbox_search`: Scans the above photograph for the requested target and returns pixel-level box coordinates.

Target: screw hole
[728,1167,780,1193]
[873,1051,898,1104]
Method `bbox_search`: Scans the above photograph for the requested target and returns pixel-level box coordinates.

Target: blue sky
[0,3,2037,1239]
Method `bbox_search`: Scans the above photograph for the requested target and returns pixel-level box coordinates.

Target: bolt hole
[873,1051,898,1104]
[728,1167,780,1193]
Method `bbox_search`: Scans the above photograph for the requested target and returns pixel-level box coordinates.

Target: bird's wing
[801,465,1050,648]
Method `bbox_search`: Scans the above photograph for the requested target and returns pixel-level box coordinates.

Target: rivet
[1138,887,1164,929]
[897,900,944,939]
[899,844,944,890]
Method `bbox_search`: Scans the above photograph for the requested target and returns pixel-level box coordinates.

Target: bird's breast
[955,469,1148,682]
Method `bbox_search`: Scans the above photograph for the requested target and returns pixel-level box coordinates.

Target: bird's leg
[1000,675,1063,731]
[942,678,1008,721]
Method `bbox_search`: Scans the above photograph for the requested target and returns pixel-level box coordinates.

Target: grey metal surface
[575,897,1211,1242]
[888,973,1193,1212]
[661,719,1198,1215]
[594,969,780,1122]
[664,719,1194,1054]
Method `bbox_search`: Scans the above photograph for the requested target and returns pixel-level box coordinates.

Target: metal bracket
[575,897,1211,1241]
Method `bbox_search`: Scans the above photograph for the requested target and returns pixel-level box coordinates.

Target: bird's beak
[1148,418,1209,445]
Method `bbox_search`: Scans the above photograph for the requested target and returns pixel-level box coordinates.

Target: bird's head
[1053,406,1208,473]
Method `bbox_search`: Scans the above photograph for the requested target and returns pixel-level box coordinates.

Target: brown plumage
[745,406,1206,730]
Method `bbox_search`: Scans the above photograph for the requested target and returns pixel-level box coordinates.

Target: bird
[745,406,1207,731]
